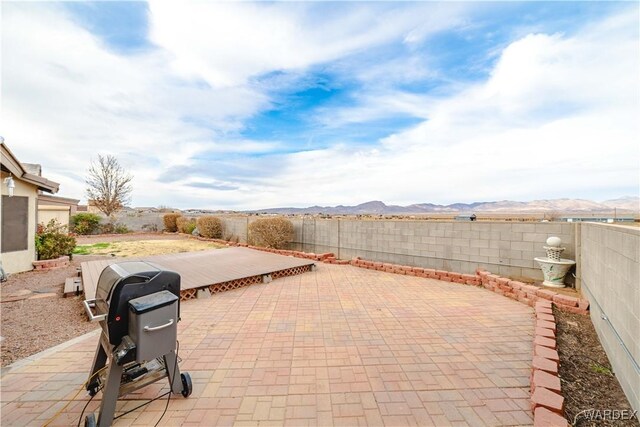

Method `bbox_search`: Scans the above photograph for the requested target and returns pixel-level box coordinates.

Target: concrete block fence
[579,223,639,412]
[286,219,577,283]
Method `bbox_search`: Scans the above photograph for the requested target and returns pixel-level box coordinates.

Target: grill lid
[96,262,161,305]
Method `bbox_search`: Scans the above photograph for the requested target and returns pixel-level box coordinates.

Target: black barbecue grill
[82,261,192,427]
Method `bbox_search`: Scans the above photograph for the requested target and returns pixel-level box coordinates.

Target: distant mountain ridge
[247,197,640,215]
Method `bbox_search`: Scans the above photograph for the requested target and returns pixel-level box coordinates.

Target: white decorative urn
[534,236,576,288]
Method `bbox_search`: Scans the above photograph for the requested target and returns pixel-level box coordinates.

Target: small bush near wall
[115,224,130,234]
[99,223,129,234]
[248,217,294,249]
[35,219,77,260]
[176,217,196,234]
[224,233,240,243]
[197,216,223,239]
[70,213,101,235]
[163,214,182,232]
[141,223,158,232]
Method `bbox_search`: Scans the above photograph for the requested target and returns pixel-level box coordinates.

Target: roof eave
[1,143,60,194]
[23,173,59,194]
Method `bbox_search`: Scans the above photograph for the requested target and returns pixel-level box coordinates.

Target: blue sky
[1,1,638,209]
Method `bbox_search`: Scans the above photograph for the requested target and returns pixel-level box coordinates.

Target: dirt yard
[555,308,639,426]
[74,238,224,257]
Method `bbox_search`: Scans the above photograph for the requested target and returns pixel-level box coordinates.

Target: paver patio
[1,263,534,426]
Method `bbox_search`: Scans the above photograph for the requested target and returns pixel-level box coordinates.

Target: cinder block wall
[222,216,249,242]
[580,223,639,412]
[110,211,165,231]
[285,220,576,281]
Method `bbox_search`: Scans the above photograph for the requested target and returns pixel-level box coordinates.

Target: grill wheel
[84,413,96,427]
[181,372,193,398]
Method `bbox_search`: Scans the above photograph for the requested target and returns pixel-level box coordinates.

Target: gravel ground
[0,233,198,367]
[0,255,112,367]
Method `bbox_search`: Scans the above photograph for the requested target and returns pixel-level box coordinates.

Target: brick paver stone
[1,263,534,426]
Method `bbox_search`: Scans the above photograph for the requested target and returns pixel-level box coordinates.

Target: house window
[1,195,29,252]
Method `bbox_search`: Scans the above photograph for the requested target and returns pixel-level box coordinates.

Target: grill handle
[143,319,174,332]
[83,298,107,323]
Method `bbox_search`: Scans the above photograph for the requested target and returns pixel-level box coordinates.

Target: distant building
[561,216,635,223]
[454,214,477,221]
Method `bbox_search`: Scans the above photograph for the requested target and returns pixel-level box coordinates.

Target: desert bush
[224,233,240,243]
[163,213,182,232]
[176,217,196,234]
[197,216,223,239]
[114,223,130,234]
[70,213,101,235]
[100,222,130,234]
[141,223,158,232]
[248,217,294,249]
[35,219,77,260]
[100,222,115,234]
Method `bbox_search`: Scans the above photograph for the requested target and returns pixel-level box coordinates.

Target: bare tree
[86,154,133,218]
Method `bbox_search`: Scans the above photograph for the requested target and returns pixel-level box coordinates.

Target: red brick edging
[475,270,589,315]
[32,255,70,271]
[530,299,568,426]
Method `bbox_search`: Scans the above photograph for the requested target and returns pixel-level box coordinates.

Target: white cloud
[1,2,269,204]
[2,1,472,208]
[259,8,639,207]
[147,1,467,88]
[1,2,637,210]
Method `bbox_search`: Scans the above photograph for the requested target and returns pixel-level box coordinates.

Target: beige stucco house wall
[0,170,39,273]
[1,142,59,274]
[37,194,80,228]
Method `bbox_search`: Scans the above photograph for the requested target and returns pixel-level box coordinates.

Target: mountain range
[248,197,639,215]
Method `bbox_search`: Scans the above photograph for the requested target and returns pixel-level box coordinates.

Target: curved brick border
[531,299,568,426]
[475,269,589,315]
[32,255,70,271]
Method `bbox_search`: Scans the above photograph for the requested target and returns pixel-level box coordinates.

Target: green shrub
[97,222,129,234]
[163,213,182,232]
[248,217,294,249]
[100,223,115,234]
[197,216,223,239]
[176,217,196,234]
[35,219,77,260]
[70,213,101,235]
[114,223,130,234]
